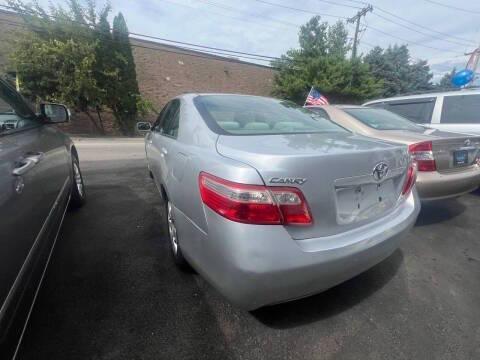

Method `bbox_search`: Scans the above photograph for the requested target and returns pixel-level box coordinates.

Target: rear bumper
[180,190,420,310]
[416,165,480,201]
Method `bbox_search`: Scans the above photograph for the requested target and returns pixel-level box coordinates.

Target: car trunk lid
[216,132,410,239]
[431,136,480,172]
[371,128,480,172]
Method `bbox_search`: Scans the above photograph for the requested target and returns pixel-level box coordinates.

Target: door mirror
[136,121,151,132]
[41,103,70,123]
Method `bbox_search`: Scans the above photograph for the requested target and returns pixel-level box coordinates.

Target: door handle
[12,152,44,176]
[160,148,168,156]
[25,152,45,163]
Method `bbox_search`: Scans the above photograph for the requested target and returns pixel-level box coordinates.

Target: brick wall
[0,10,276,136]
[132,39,276,121]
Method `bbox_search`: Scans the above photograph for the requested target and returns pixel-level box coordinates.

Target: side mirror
[136,121,151,132]
[41,103,70,123]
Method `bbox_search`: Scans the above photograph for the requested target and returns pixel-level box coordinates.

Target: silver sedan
[139,94,420,310]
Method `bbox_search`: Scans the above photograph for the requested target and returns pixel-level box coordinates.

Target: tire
[166,200,189,268]
[69,156,86,209]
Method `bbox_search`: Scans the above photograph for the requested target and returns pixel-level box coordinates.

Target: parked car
[139,94,420,310]
[363,88,480,135]
[306,105,480,201]
[0,78,85,358]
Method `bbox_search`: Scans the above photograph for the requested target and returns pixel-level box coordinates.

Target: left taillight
[198,172,312,225]
[401,161,417,196]
[409,141,436,172]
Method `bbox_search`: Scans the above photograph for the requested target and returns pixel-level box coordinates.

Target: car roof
[179,93,278,99]
[364,87,480,105]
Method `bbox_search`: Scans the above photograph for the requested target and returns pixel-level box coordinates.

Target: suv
[364,88,480,135]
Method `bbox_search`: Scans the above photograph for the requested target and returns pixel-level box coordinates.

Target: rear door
[149,100,180,189]
[433,94,480,135]
[146,101,172,185]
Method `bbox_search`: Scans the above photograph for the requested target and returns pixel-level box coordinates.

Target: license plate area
[335,179,396,225]
[453,150,468,166]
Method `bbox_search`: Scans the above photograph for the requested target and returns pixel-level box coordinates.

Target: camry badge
[269,177,307,185]
[372,162,389,181]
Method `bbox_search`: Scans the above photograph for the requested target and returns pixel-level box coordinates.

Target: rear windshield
[343,107,424,131]
[194,95,347,135]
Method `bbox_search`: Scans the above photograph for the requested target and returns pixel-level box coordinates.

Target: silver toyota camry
[139,94,420,310]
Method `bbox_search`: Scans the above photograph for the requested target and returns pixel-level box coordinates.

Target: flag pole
[303,86,313,107]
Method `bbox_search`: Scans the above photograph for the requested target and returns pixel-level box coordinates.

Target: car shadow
[252,249,404,329]
[415,198,466,226]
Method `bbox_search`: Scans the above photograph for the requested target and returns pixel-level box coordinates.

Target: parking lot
[17,138,480,360]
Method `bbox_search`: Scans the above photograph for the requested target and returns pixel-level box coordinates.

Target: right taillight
[401,161,417,196]
[408,141,436,171]
[198,172,312,225]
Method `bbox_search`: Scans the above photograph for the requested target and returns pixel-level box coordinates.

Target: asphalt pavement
[17,138,480,360]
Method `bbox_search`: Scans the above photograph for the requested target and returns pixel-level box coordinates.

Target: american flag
[305,87,329,106]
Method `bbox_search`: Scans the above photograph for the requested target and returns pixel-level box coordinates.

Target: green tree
[7,0,110,132]
[364,44,433,97]
[272,16,381,104]
[6,0,152,135]
[108,13,142,135]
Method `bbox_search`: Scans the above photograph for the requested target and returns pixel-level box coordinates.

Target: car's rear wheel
[69,156,86,209]
[166,200,188,268]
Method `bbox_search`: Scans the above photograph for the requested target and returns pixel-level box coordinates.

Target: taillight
[408,141,436,171]
[401,161,417,196]
[199,172,312,225]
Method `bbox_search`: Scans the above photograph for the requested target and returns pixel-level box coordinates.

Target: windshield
[343,107,425,132]
[194,95,347,135]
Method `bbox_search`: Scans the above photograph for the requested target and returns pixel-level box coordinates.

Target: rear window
[343,107,425,131]
[369,98,435,124]
[440,94,480,124]
[194,95,346,135]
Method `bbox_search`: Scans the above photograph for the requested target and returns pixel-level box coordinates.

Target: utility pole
[347,5,373,60]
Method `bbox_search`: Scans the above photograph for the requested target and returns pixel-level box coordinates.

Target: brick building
[0,9,276,135]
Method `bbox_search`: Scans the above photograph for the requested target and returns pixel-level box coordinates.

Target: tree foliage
[7,0,151,135]
[436,68,456,90]
[364,45,433,97]
[272,16,382,104]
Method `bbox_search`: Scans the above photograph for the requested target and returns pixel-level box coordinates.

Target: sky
[36,0,480,82]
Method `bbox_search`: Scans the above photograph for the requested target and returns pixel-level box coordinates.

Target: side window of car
[152,102,171,132]
[383,98,435,124]
[0,87,38,133]
[309,107,330,120]
[441,94,480,124]
[160,99,180,138]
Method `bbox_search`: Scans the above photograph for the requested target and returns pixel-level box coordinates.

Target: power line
[193,0,299,27]
[365,24,462,53]
[0,17,278,65]
[251,0,348,19]
[313,0,362,10]
[156,0,296,32]
[371,12,473,47]
[245,0,472,54]
[423,0,480,15]
[0,4,282,61]
[337,0,477,45]
[373,5,477,45]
